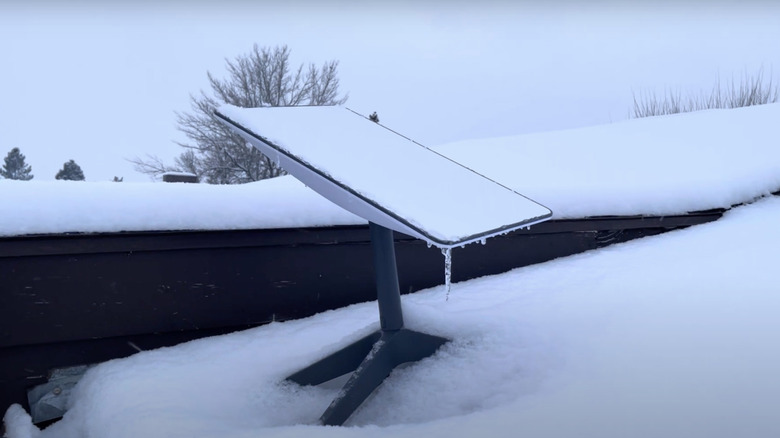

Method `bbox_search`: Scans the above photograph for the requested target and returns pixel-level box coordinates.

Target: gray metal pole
[369,222,404,331]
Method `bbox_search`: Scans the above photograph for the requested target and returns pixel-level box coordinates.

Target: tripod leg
[286,332,381,386]
[319,329,447,426]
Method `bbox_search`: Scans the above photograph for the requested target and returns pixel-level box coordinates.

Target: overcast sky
[2,1,779,182]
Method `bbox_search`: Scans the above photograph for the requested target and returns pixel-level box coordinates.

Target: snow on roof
[1,103,778,237]
[0,176,362,237]
[438,103,780,218]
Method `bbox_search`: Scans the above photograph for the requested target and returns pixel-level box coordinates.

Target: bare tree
[131,45,347,183]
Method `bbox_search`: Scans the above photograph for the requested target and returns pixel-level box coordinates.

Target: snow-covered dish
[216,105,552,248]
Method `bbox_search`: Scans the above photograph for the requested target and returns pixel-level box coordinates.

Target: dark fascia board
[0,209,723,259]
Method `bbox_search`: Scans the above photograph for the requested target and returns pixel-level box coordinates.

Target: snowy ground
[5,194,779,438]
[3,105,779,437]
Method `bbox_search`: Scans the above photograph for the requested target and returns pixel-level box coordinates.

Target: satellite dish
[215,105,551,249]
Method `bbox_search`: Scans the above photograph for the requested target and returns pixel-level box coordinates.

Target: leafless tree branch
[132,45,348,183]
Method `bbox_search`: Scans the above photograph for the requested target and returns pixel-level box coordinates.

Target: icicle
[480,238,487,245]
[426,241,433,249]
[441,247,452,300]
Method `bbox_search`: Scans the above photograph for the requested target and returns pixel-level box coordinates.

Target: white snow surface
[0,176,362,237]
[5,194,780,438]
[1,105,779,237]
[217,105,552,247]
[438,103,780,218]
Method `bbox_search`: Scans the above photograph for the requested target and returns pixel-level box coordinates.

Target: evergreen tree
[1,147,34,180]
[55,160,86,181]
